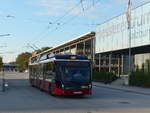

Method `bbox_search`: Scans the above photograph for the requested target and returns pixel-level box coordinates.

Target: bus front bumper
[55,88,92,95]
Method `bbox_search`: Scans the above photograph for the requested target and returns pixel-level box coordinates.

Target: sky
[0,0,149,63]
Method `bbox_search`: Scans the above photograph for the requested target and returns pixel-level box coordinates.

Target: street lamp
[0,34,11,37]
[126,0,132,77]
[0,56,5,92]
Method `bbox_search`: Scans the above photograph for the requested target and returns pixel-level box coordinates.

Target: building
[3,63,18,72]
[36,2,150,77]
[39,32,95,64]
[96,2,150,76]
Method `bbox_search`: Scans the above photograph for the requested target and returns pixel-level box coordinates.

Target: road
[0,72,150,113]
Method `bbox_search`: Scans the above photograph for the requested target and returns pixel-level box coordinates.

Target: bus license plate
[73,91,82,94]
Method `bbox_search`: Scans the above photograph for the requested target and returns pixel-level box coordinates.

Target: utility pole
[0,35,10,92]
[126,0,132,77]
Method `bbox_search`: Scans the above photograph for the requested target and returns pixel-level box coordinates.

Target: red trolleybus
[29,54,92,96]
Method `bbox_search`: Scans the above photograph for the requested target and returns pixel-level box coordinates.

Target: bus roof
[48,54,88,60]
[29,54,89,65]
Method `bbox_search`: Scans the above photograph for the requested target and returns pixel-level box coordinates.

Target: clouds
[35,0,78,16]
[32,0,150,19]
[33,0,103,19]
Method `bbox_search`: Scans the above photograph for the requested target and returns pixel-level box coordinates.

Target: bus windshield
[57,61,91,86]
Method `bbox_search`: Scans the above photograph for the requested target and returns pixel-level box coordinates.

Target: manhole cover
[119,101,130,104]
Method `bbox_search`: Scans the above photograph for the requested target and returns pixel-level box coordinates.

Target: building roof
[3,63,17,67]
[39,32,95,55]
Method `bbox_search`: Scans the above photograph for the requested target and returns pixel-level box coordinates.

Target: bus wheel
[40,85,44,91]
[50,82,55,96]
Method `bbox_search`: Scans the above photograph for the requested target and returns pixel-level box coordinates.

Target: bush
[92,71,118,84]
[129,71,150,87]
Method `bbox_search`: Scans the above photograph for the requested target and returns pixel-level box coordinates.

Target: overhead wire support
[46,0,87,29]
[50,0,101,32]
[50,0,86,25]
[36,0,100,44]
[29,0,101,44]
[29,0,86,44]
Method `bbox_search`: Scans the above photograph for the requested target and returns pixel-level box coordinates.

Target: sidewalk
[93,82,150,96]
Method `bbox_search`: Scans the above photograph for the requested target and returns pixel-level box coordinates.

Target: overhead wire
[27,0,86,45]
[50,0,100,30]
[33,0,101,44]
[49,0,86,25]
[58,0,100,28]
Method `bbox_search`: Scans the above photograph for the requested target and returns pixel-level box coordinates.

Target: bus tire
[39,82,43,91]
[50,81,55,96]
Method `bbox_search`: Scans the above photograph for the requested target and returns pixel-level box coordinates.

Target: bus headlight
[81,86,89,89]
[89,84,92,88]
[62,84,64,88]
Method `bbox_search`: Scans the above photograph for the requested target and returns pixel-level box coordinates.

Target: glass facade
[96,2,150,53]
[135,53,150,72]
[95,54,134,75]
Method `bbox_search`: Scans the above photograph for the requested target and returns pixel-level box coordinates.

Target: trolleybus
[29,54,92,96]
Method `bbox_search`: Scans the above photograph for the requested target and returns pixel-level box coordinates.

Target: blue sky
[0,0,149,62]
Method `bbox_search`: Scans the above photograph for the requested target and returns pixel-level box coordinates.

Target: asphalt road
[0,72,150,113]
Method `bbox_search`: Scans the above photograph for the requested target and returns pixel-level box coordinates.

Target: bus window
[39,64,43,79]
[60,65,91,85]
[45,63,56,79]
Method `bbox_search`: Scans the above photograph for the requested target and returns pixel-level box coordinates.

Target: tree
[0,57,3,71]
[16,52,31,72]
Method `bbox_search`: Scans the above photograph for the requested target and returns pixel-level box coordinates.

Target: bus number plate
[73,91,82,94]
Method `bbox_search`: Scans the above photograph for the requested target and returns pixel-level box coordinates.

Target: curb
[93,83,150,96]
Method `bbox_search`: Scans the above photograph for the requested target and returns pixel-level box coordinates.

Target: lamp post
[0,34,11,37]
[0,34,10,91]
[0,57,5,92]
[126,0,132,77]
